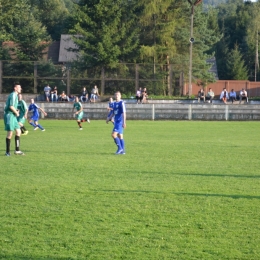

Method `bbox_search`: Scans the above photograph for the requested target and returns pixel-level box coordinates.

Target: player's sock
[6,138,10,153]
[77,122,82,128]
[21,126,27,131]
[81,119,86,122]
[38,124,44,130]
[30,122,36,127]
[15,136,20,151]
[114,137,122,151]
[20,127,25,134]
[120,139,125,151]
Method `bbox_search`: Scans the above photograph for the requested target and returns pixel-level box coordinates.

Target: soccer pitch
[1,120,260,259]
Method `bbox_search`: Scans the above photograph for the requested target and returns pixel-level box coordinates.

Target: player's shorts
[17,116,25,124]
[30,115,39,122]
[4,113,20,131]
[113,122,123,134]
[76,111,84,120]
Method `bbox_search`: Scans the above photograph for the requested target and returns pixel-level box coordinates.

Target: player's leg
[118,133,125,154]
[5,131,13,156]
[14,128,24,155]
[29,117,37,128]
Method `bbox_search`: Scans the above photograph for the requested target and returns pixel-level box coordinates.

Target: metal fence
[0,61,185,96]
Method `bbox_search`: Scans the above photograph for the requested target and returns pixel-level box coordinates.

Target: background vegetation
[1,0,260,95]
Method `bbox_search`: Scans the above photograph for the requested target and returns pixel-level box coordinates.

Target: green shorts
[4,113,20,131]
[17,116,26,125]
[76,111,84,120]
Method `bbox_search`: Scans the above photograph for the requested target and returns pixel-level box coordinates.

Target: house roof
[58,34,80,63]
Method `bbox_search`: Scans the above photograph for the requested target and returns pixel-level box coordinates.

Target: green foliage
[1,120,260,259]
[69,0,140,68]
[226,44,248,79]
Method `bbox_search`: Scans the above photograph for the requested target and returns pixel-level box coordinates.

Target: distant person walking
[28,99,47,131]
[72,97,90,130]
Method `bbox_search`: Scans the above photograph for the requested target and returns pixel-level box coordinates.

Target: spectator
[68,95,76,102]
[141,87,148,103]
[80,87,89,102]
[229,89,237,104]
[90,85,100,103]
[59,91,69,102]
[205,88,215,103]
[197,88,205,103]
[44,84,51,102]
[239,88,248,103]
[220,88,229,104]
[136,87,142,104]
[51,86,58,102]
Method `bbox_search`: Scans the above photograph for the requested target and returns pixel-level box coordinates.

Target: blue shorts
[31,115,39,122]
[113,122,123,134]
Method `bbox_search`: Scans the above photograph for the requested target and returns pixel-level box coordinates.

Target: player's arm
[106,110,114,123]
[39,107,47,116]
[122,112,126,128]
[9,105,19,117]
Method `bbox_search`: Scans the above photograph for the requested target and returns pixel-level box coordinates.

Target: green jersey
[73,102,82,111]
[4,91,18,114]
[17,100,28,118]
[4,91,20,131]
[74,102,84,120]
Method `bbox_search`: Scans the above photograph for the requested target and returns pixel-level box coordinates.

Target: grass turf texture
[0,120,260,260]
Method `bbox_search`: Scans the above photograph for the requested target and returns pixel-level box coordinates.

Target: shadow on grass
[180,173,260,179]
[95,189,260,200]
[0,256,72,260]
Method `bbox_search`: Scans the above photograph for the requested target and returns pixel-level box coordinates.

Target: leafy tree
[226,44,248,79]
[69,0,140,68]
[29,0,70,41]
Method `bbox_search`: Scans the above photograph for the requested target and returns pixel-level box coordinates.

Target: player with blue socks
[106,91,126,155]
[28,99,47,131]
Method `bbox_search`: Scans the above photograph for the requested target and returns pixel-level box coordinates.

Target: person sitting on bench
[197,88,205,103]
[239,88,248,103]
[206,88,214,103]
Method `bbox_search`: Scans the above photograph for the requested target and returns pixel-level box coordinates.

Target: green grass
[1,120,260,260]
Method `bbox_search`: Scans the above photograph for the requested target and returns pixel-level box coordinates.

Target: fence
[0,61,185,96]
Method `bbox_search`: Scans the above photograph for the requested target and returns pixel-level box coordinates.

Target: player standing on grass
[72,96,90,130]
[17,94,29,135]
[4,83,25,156]
[106,91,126,154]
[28,99,47,131]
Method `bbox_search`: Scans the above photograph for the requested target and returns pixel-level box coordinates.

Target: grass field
[1,120,260,260]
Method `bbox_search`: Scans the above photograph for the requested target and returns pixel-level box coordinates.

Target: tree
[69,0,140,68]
[29,0,70,41]
[226,44,248,79]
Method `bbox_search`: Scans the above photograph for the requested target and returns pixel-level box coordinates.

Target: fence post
[188,104,192,120]
[225,105,229,121]
[101,67,105,95]
[34,62,37,94]
[0,61,2,94]
[135,64,139,91]
[169,64,173,96]
[152,104,155,120]
[67,66,70,95]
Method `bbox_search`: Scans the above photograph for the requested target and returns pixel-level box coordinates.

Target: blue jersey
[108,101,114,118]
[113,100,126,124]
[28,103,40,120]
